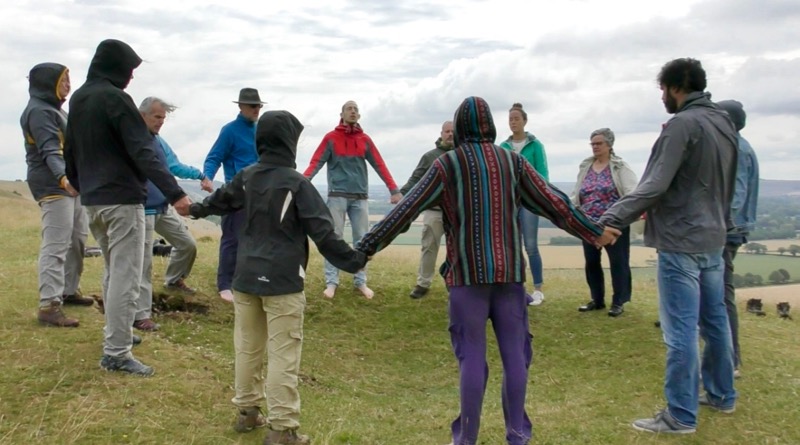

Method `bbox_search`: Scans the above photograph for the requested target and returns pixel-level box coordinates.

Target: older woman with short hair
[571,128,639,317]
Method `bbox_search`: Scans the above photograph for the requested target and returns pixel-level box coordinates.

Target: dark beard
[664,94,679,114]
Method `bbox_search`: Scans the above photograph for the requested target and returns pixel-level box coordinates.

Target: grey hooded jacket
[600,92,738,253]
[21,62,70,201]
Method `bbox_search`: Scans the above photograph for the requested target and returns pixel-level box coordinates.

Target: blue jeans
[519,209,542,288]
[657,250,737,427]
[325,197,369,287]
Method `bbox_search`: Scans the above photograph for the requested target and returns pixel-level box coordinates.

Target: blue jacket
[158,135,205,180]
[728,134,759,243]
[203,113,257,183]
[145,133,171,215]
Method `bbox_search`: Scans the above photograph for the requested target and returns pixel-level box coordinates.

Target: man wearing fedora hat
[203,88,265,302]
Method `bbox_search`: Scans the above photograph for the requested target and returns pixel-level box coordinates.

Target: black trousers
[581,227,632,307]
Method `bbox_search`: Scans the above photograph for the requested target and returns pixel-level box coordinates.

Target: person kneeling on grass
[190,110,367,444]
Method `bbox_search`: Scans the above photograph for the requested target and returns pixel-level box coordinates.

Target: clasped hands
[595,226,622,249]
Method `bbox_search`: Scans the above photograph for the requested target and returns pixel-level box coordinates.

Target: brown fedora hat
[233,87,267,105]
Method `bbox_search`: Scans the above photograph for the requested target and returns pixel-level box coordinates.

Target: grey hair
[590,127,615,147]
[139,96,178,114]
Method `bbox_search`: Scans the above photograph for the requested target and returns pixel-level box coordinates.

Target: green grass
[1,195,799,445]
[731,253,800,282]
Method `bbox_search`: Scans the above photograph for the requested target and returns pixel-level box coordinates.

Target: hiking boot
[409,285,429,299]
[263,427,310,445]
[234,407,267,433]
[99,355,154,376]
[62,293,95,306]
[632,408,695,434]
[38,301,79,327]
[165,279,197,295]
[699,393,736,413]
[133,318,160,332]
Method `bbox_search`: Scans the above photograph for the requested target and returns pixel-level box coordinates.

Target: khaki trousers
[232,290,305,430]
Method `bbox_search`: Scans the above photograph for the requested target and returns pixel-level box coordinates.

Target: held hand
[390,193,403,204]
[200,178,214,193]
[595,226,622,249]
[63,179,79,197]
[173,196,192,216]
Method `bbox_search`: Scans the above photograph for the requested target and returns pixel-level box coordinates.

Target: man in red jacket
[303,101,402,300]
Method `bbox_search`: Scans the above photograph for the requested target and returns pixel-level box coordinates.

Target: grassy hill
[0,181,798,444]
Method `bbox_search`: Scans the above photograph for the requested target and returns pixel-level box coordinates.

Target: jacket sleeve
[159,136,204,180]
[570,165,587,205]
[364,137,399,194]
[303,137,332,180]
[600,119,688,229]
[112,93,185,204]
[358,162,443,256]
[203,127,231,181]
[64,118,78,191]
[296,180,367,273]
[518,157,603,244]
[189,170,246,218]
[28,109,67,184]
[399,150,435,195]
[616,161,640,196]
[531,139,549,181]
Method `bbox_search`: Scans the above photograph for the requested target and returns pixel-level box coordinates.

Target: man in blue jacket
[203,88,263,302]
[133,96,214,332]
[717,99,759,377]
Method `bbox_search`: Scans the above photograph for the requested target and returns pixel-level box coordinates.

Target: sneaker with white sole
[632,408,696,434]
[528,290,544,306]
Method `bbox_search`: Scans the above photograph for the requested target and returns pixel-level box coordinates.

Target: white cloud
[1,0,798,187]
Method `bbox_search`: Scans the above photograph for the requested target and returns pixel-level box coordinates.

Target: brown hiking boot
[263,427,310,445]
[133,318,160,332]
[62,293,95,306]
[234,407,267,433]
[165,279,197,295]
[38,301,79,327]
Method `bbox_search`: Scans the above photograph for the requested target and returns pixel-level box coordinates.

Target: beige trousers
[232,290,305,430]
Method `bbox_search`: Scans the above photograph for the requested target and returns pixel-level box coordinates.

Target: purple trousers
[217,209,244,291]
[449,283,533,445]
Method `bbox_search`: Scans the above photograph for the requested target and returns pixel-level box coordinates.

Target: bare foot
[357,285,374,300]
[323,285,337,299]
[219,289,234,303]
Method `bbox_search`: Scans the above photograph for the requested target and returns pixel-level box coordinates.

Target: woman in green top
[499,103,549,305]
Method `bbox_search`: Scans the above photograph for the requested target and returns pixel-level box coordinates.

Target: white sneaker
[529,290,544,306]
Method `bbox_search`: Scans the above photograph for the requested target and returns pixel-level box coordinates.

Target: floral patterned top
[579,165,620,221]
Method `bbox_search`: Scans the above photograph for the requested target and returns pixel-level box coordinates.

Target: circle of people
[22,38,758,444]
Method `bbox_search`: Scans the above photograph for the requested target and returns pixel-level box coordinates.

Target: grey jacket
[20,63,70,201]
[600,92,738,253]
[570,155,639,206]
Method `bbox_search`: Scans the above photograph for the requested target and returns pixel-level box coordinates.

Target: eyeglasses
[247,104,263,109]
[589,142,605,146]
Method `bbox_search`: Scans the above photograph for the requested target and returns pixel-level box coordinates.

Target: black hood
[86,39,142,89]
[28,62,68,107]
[453,96,496,146]
[717,100,746,131]
[256,110,304,168]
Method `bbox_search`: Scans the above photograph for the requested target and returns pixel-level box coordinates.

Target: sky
[2,0,799,189]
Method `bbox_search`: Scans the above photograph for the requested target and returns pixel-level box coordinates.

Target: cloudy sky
[2,0,799,190]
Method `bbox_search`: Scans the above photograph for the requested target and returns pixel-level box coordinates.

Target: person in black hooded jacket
[190,110,366,443]
[21,62,94,328]
[64,39,191,377]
